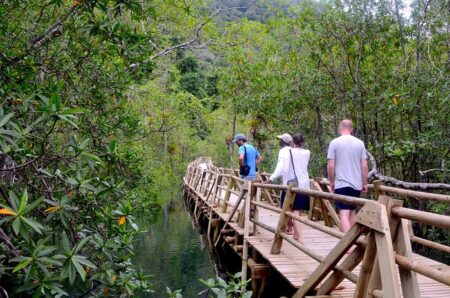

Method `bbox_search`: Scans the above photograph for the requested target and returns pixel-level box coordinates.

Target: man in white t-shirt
[327,119,368,233]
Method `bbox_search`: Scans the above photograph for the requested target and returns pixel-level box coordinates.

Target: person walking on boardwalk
[267,133,311,243]
[233,133,262,182]
[266,133,294,234]
[327,119,368,234]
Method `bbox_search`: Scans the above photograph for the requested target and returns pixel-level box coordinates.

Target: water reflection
[134,196,216,297]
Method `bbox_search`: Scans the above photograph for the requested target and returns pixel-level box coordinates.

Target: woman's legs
[292,210,303,243]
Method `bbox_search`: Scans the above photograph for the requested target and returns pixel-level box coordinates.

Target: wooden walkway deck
[205,192,450,297]
[183,159,450,298]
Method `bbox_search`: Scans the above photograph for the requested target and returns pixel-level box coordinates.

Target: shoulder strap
[289,149,298,181]
[243,145,247,165]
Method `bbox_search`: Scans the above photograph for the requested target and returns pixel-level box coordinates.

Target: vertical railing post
[271,183,296,254]
[221,175,235,213]
[241,181,254,290]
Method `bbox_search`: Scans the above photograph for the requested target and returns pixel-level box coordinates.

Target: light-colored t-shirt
[270,147,310,190]
[269,146,291,184]
[238,143,260,178]
[327,135,367,190]
[288,148,311,190]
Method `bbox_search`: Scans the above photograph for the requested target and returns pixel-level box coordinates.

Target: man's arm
[327,159,335,192]
[361,158,368,192]
[256,155,262,164]
[239,153,244,167]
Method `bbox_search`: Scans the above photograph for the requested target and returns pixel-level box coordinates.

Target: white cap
[277,133,292,143]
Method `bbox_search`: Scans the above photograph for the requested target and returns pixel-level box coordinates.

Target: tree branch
[150,2,256,60]
[367,151,450,190]
[0,228,20,257]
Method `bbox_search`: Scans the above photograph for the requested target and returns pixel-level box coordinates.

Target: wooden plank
[373,202,401,298]
[185,166,450,298]
[241,181,253,291]
[221,177,235,213]
[355,201,389,233]
[271,184,296,254]
[396,219,420,298]
[293,223,366,297]
[316,245,365,294]
[354,231,377,298]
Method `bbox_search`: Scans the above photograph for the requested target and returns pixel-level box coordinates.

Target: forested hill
[0,0,448,296]
[212,0,303,22]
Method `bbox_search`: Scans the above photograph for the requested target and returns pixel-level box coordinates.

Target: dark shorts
[280,191,310,211]
[335,187,361,210]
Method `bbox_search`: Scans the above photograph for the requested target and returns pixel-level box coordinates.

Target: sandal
[285,227,294,235]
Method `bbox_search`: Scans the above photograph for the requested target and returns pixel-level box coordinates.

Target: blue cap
[232,133,246,142]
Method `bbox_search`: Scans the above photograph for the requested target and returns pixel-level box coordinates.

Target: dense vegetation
[0,0,448,296]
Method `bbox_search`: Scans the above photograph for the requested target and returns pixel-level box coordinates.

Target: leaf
[71,258,86,281]
[73,255,97,269]
[21,217,44,234]
[44,206,61,214]
[12,257,33,272]
[118,216,126,225]
[0,112,14,128]
[0,129,20,138]
[24,197,43,214]
[61,232,70,252]
[37,246,57,257]
[12,217,21,235]
[8,191,19,212]
[19,189,29,214]
[57,114,79,129]
[0,208,17,216]
[74,236,91,254]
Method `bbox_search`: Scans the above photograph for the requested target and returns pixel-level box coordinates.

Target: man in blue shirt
[233,133,262,180]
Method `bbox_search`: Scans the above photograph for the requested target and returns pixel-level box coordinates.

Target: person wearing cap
[267,133,311,243]
[266,133,292,185]
[266,133,294,234]
[233,133,262,181]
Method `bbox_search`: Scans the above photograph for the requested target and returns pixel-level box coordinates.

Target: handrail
[394,254,450,286]
[379,185,450,203]
[184,160,450,296]
[391,206,450,230]
[410,235,450,254]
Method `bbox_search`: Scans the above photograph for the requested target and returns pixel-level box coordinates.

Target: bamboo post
[202,171,211,196]
[241,181,254,292]
[205,172,218,202]
[213,175,223,204]
[214,189,246,247]
[270,183,296,254]
[221,177,235,213]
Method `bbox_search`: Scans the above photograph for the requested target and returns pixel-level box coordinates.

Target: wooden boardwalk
[183,158,450,298]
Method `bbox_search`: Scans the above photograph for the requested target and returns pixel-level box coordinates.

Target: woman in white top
[286,133,311,243]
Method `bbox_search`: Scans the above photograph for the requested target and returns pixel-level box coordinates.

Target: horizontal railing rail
[183,158,449,297]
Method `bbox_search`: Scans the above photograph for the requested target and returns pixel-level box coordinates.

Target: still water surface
[134,197,216,297]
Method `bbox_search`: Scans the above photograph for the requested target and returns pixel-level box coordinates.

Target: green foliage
[199,272,252,298]
[166,287,183,298]
[0,0,226,296]
[217,0,449,181]
[0,0,448,294]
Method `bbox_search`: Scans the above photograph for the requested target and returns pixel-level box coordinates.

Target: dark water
[134,197,216,297]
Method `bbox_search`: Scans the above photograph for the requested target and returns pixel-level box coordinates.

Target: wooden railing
[183,159,450,297]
